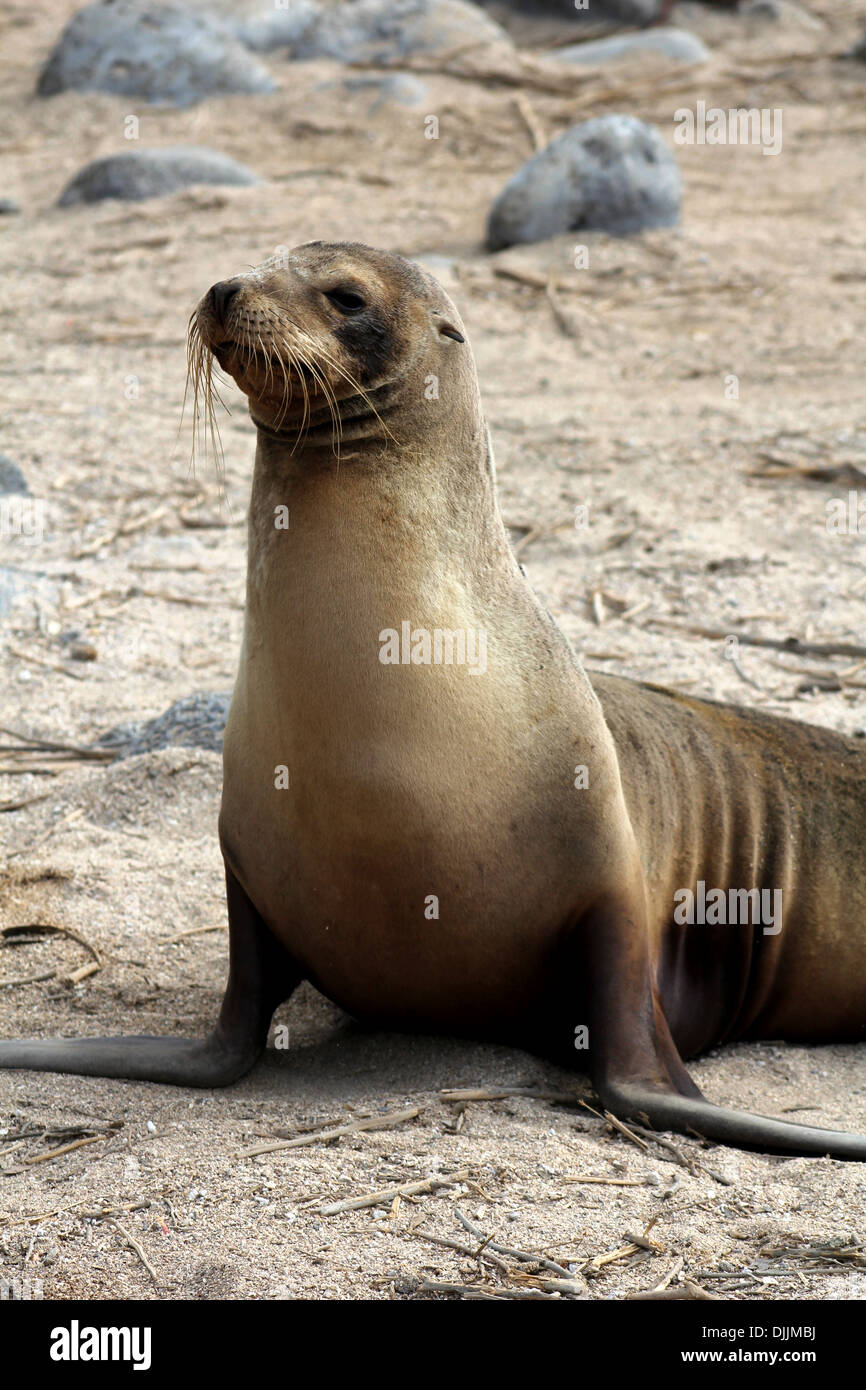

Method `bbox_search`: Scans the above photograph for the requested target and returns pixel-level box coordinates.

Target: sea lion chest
[219,605,626,1029]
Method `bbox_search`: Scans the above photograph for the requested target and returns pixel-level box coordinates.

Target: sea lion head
[188,240,474,451]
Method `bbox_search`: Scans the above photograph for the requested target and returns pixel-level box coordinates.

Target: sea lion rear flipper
[598,1082,866,1161]
[579,900,866,1161]
[0,868,302,1085]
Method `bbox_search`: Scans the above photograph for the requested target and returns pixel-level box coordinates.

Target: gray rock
[186,0,320,52]
[97,691,232,759]
[338,72,430,109]
[848,28,866,60]
[476,0,665,21]
[486,113,681,250]
[603,0,665,17]
[294,0,511,63]
[0,197,21,215]
[0,456,30,494]
[0,569,25,620]
[58,146,262,206]
[413,252,457,275]
[555,28,710,67]
[38,1,277,106]
[741,0,781,15]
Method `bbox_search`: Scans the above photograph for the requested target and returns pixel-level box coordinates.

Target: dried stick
[318,1169,470,1216]
[627,1281,719,1301]
[107,1219,160,1285]
[645,619,866,661]
[454,1210,574,1279]
[237,1106,421,1158]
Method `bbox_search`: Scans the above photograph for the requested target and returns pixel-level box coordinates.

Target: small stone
[68,641,98,661]
[741,0,782,16]
[487,113,681,250]
[475,0,666,21]
[413,252,457,277]
[554,29,710,68]
[0,569,27,621]
[123,1155,141,1183]
[0,197,21,215]
[338,72,429,110]
[0,456,30,495]
[96,691,232,758]
[604,0,667,17]
[58,147,261,207]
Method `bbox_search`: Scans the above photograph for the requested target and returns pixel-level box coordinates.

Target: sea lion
[2,241,864,1159]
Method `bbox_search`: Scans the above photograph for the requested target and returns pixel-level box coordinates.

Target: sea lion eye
[325,288,367,313]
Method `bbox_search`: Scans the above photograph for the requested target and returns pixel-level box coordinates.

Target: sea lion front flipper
[0,867,303,1086]
[578,900,866,1161]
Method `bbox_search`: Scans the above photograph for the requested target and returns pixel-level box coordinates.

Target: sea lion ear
[430,310,465,343]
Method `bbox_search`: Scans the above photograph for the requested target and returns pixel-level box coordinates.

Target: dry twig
[237,1106,421,1158]
[317,1168,470,1216]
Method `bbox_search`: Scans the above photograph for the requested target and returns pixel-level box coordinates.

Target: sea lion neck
[245,346,511,577]
[247,402,510,590]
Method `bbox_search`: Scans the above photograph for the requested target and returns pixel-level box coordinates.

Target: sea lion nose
[209,279,242,325]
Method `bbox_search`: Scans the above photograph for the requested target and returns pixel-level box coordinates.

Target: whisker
[185,298,400,464]
[183,316,227,479]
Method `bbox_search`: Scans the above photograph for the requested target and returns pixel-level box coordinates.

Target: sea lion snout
[208,278,243,327]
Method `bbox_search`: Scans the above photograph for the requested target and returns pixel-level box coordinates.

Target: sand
[1,0,866,1301]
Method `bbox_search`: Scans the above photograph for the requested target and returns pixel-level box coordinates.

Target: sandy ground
[1,0,866,1302]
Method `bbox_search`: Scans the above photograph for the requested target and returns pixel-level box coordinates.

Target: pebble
[58,146,262,207]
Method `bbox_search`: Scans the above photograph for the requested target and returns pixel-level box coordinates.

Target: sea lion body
[1,241,863,1157]
[220,457,631,1034]
[597,676,866,1047]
